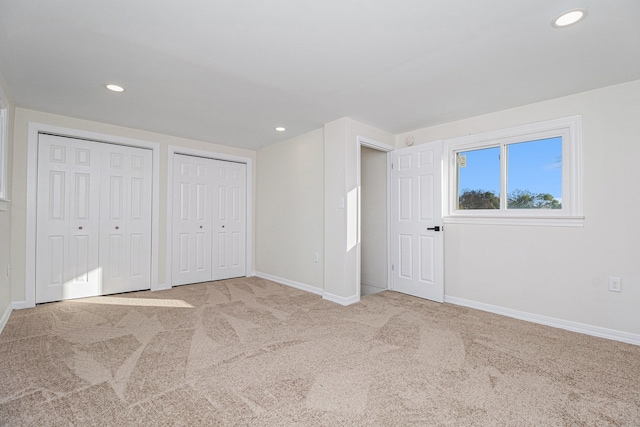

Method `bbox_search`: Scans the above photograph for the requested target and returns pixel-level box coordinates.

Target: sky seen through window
[458,136,562,202]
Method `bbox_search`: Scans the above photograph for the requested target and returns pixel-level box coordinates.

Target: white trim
[443,116,583,226]
[445,296,640,346]
[254,271,323,296]
[1,84,12,224]
[356,135,394,301]
[12,301,27,309]
[357,135,395,152]
[0,100,8,201]
[166,145,254,288]
[444,215,585,227]
[25,123,161,308]
[0,302,12,334]
[386,153,392,290]
[257,273,362,307]
[322,291,360,306]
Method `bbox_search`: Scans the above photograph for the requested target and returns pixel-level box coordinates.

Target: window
[0,105,7,208]
[444,116,583,226]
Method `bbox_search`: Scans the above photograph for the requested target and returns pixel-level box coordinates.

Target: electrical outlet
[608,277,621,292]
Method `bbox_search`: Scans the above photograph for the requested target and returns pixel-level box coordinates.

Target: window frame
[443,116,583,227]
[0,103,8,210]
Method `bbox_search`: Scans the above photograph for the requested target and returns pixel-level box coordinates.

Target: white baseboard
[253,272,361,306]
[12,301,27,309]
[0,302,12,335]
[445,295,640,346]
[322,292,359,306]
[254,272,323,296]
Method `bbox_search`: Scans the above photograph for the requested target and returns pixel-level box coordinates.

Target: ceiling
[1,1,639,151]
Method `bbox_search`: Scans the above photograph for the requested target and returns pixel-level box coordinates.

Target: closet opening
[359,144,390,296]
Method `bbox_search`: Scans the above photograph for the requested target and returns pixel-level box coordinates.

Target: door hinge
[391,264,394,271]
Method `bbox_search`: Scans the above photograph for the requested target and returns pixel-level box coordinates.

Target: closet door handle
[115,226,119,230]
[78,226,83,230]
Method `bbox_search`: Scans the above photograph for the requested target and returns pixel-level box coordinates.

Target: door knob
[427,226,441,232]
[200,226,203,229]
[78,226,83,230]
[115,226,119,230]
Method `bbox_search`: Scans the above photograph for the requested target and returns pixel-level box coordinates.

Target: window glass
[507,137,562,209]
[457,146,500,210]
[0,107,6,200]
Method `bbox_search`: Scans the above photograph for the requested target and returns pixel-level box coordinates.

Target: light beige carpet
[1,277,639,426]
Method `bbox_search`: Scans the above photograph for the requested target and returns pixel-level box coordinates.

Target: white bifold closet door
[99,143,153,294]
[172,154,246,286]
[36,134,152,303]
[172,155,213,285]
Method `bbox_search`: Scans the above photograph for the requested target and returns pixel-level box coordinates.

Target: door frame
[356,135,394,300]
[166,146,253,288]
[25,122,161,308]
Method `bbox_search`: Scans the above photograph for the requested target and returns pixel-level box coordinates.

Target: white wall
[10,108,256,304]
[396,79,640,336]
[255,128,324,290]
[360,146,387,290]
[0,73,14,328]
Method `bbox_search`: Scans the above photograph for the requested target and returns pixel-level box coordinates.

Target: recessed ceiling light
[553,9,587,28]
[275,127,286,132]
[105,84,125,92]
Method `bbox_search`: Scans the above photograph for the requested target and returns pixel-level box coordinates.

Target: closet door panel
[172,155,213,285]
[211,160,246,281]
[124,148,152,288]
[100,144,152,294]
[36,135,101,303]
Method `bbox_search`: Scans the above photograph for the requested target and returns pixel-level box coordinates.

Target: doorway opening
[358,139,393,297]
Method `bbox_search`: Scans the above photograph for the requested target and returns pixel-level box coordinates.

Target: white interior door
[391,140,444,302]
[100,143,153,294]
[172,154,214,285]
[211,160,246,281]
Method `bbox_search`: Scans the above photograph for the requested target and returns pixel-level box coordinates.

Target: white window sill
[0,198,10,211]
[444,215,584,227]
